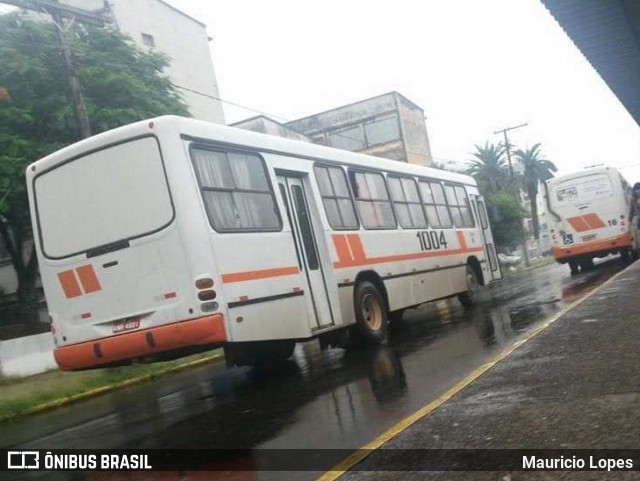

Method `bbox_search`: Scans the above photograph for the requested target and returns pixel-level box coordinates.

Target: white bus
[545,166,633,274]
[27,116,502,370]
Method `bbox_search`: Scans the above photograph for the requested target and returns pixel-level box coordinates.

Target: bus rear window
[553,174,613,205]
[34,136,174,259]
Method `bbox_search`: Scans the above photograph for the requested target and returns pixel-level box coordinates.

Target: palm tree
[467,142,510,194]
[513,143,557,239]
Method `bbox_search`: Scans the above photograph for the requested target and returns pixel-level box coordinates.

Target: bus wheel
[569,260,579,276]
[354,281,388,344]
[580,258,594,272]
[458,264,480,308]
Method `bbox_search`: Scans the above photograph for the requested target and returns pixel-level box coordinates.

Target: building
[231,115,311,143]
[233,92,433,167]
[21,0,225,123]
[287,92,433,166]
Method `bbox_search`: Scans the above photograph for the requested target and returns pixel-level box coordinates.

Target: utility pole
[494,122,531,267]
[50,9,91,139]
[0,0,109,139]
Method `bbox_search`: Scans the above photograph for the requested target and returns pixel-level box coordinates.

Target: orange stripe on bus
[346,234,366,262]
[332,234,353,265]
[566,216,591,232]
[76,264,102,294]
[582,213,606,229]
[58,270,82,299]
[333,245,484,269]
[54,314,226,371]
[456,231,468,250]
[221,266,300,284]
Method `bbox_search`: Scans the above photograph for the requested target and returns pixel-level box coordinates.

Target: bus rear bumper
[552,233,632,261]
[54,314,226,371]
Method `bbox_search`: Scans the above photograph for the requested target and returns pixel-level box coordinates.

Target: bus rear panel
[546,167,632,269]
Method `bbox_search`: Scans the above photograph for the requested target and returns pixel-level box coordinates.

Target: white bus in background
[27,116,502,371]
[545,166,633,275]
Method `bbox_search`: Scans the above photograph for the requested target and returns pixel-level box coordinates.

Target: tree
[486,190,525,250]
[513,143,557,239]
[466,142,510,194]
[0,13,189,307]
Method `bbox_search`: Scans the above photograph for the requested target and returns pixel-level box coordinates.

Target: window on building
[314,165,359,230]
[388,176,427,228]
[141,33,156,47]
[364,115,401,147]
[349,171,396,229]
[328,125,365,151]
[191,148,280,232]
[444,185,475,228]
[419,181,452,228]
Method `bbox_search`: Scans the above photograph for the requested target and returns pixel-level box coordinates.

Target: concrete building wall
[286,92,432,166]
[49,0,225,123]
[231,116,311,142]
[396,94,432,166]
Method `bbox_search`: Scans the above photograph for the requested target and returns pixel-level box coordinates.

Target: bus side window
[418,181,452,228]
[313,165,359,230]
[191,148,281,232]
[388,176,428,229]
[348,170,397,229]
[445,185,475,228]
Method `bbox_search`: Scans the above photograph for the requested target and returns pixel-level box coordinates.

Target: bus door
[277,174,335,329]
[472,195,502,281]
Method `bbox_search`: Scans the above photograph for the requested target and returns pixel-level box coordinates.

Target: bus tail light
[195,278,214,289]
[198,290,217,301]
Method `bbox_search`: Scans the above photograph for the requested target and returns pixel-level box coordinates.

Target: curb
[0,352,223,424]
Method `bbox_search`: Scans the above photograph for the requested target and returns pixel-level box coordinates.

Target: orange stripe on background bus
[332,232,482,269]
[552,233,632,260]
[221,266,300,284]
[566,216,591,232]
[76,264,102,294]
[58,270,82,299]
[582,213,606,229]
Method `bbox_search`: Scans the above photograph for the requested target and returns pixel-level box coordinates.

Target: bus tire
[354,281,388,344]
[569,260,579,276]
[458,264,480,308]
[579,257,594,272]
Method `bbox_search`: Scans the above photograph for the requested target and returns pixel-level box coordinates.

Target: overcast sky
[162,0,640,180]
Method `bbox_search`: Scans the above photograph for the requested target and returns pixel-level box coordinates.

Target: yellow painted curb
[314,264,631,481]
[0,352,223,423]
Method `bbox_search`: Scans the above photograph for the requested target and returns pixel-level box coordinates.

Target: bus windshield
[34,136,174,259]
[551,173,613,206]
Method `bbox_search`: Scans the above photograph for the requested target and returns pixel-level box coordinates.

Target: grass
[0,349,222,422]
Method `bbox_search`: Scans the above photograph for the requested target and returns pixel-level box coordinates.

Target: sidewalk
[341,261,640,480]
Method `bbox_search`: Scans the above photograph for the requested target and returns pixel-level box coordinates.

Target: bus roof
[27,115,477,187]
[546,166,621,187]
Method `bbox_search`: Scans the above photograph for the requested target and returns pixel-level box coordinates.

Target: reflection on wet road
[0,258,627,480]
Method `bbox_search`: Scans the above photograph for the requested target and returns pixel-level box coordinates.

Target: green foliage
[513,143,557,238]
[0,13,189,301]
[467,142,510,195]
[486,190,525,249]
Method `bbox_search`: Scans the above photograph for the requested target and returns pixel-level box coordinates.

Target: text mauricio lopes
[524,456,633,471]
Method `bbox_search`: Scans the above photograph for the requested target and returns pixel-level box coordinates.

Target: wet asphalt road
[0,257,628,481]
